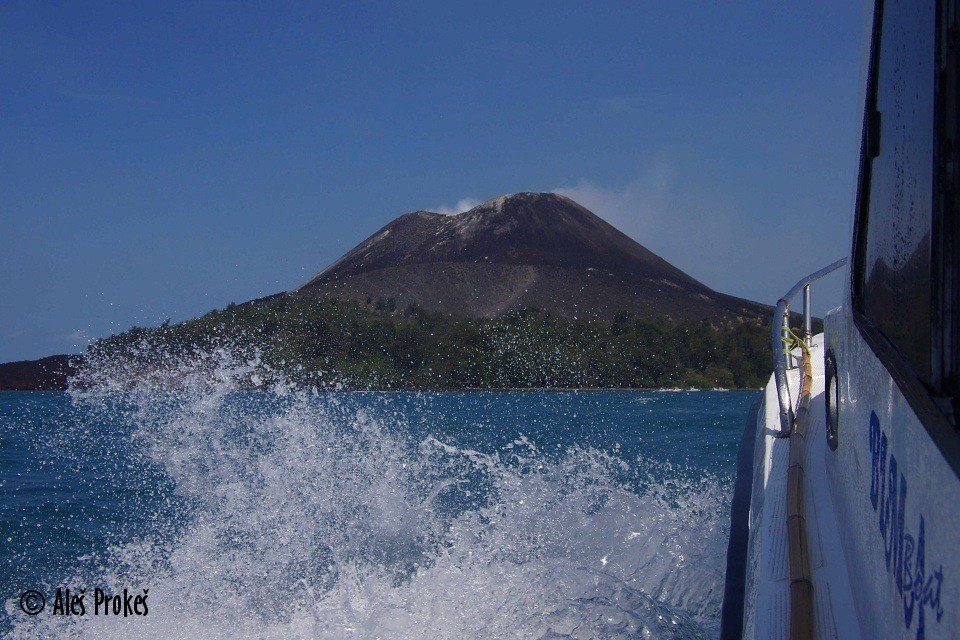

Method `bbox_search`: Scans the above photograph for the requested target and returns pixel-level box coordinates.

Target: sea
[0,358,756,640]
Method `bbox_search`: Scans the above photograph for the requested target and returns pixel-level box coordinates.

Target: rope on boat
[787,340,816,640]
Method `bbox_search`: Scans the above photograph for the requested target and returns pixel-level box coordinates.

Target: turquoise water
[1,385,755,639]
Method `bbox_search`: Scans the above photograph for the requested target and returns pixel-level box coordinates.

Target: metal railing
[772,258,847,436]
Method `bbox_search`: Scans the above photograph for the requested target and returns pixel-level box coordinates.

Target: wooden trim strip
[788,345,816,640]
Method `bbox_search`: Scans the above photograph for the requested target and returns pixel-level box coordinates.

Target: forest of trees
[84,294,778,390]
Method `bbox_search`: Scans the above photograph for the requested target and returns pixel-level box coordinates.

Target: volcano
[298,192,767,322]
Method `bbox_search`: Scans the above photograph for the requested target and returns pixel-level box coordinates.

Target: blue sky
[1,1,866,361]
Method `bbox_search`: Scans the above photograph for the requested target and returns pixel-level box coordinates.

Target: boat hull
[725,316,959,639]
[822,303,957,639]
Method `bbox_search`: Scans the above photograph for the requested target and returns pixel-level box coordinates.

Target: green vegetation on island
[84,294,779,390]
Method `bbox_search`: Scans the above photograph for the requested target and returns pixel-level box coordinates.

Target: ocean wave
[8,351,728,640]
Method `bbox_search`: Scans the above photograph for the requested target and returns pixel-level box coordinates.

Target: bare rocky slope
[298,192,769,322]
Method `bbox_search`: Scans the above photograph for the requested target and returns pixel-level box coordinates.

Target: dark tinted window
[859,0,936,383]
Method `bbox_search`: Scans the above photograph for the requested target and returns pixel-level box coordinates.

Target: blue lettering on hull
[869,411,944,639]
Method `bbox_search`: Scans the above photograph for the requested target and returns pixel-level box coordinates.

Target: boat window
[855,0,936,385]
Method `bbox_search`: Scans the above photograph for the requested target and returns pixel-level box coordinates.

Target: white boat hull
[735,312,958,639]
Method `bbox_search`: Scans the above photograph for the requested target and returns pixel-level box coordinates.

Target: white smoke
[433,198,481,216]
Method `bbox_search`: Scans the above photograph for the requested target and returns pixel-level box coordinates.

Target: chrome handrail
[772,257,847,436]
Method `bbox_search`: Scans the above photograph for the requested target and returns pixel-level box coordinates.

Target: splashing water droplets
[10,347,727,640]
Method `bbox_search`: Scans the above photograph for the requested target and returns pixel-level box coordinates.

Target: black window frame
[851,0,960,477]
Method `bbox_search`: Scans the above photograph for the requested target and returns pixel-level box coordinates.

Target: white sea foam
[9,351,729,640]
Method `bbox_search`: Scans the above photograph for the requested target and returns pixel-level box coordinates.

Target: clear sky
[1,1,867,362]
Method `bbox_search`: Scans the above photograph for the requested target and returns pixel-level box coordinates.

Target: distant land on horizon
[1,192,777,391]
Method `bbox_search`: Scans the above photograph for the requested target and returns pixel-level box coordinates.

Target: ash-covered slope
[299,192,768,322]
